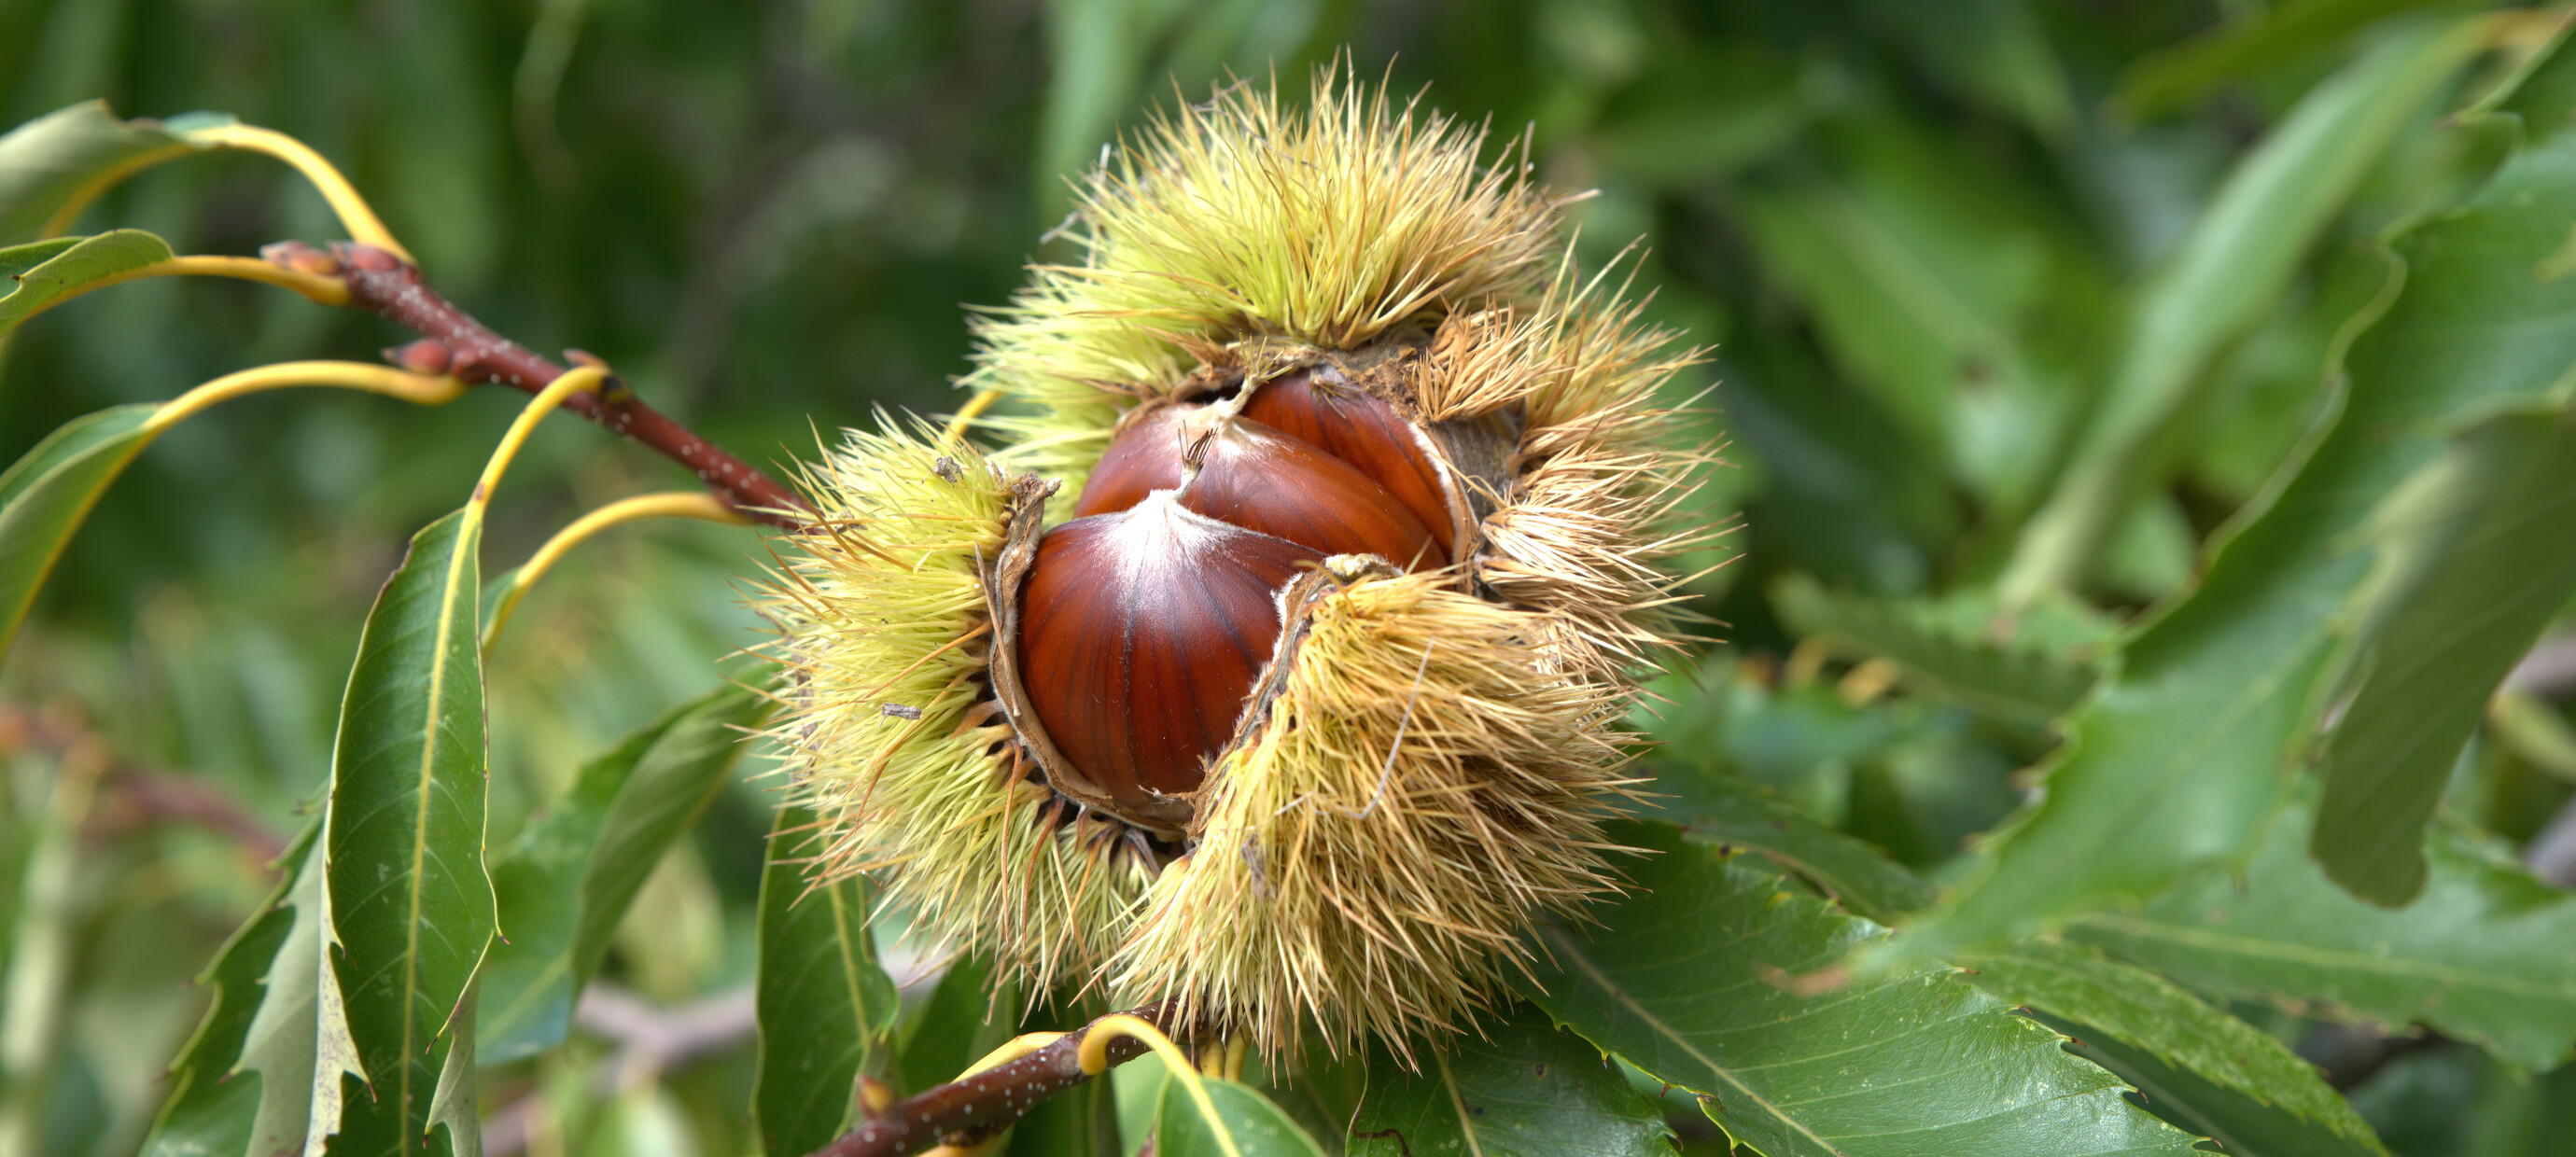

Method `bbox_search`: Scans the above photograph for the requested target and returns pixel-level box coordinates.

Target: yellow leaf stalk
[759,65,1711,1063]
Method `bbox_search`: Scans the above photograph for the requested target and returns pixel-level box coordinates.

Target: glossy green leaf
[1155,1075,1329,1157]
[1771,573,2106,726]
[314,508,498,1157]
[0,403,156,664]
[754,803,899,1157]
[140,823,319,1157]
[2313,407,2576,905]
[2069,795,2576,1072]
[1645,770,1934,923]
[1348,1004,1674,1157]
[0,228,178,339]
[895,952,1018,1098]
[1523,822,2201,1157]
[2051,1022,2388,1157]
[1960,938,2382,1148]
[0,236,80,278]
[478,684,768,1061]
[1893,35,2576,967]
[0,101,230,241]
[2002,19,2483,602]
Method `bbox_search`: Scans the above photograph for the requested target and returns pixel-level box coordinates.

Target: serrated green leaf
[2048,1020,2389,1157]
[1771,574,2106,725]
[754,803,899,1157]
[139,823,319,1157]
[0,404,156,665]
[1348,1004,1675,1157]
[0,228,177,339]
[2004,19,2484,602]
[2068,793,2576,1072]
[1522,822,2201,1157]
[477,684,769,1062]
[1961,939,2384,1149]
[1645,770,1934,923]
[1155,1075,1329,1157]
[1893,31,2576,967]
[243,840,330,1156]
[0,101,229,242]
[314,508,498,1157]
[2314,407,2576,905]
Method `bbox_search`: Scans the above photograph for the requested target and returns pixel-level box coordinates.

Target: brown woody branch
[807,1000,1187,1157]
[262,241,809,528]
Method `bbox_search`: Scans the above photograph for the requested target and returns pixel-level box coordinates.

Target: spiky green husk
[1111,573,1639,1058]
[759,425,1150,993]
[770,65,1715,1062]
[971,68,1561,497]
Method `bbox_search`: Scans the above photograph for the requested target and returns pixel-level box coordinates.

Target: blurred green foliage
[6,1,2576,1155]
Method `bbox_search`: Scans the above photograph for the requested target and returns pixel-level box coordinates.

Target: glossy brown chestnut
[1077,405,1442,569]
[1016,492,1323,814]
[1240,369,1462,558]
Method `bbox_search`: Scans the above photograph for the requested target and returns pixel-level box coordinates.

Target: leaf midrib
[1541,924,1843,1156]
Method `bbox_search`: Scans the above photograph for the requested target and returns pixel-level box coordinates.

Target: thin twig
[269,240,810,528]
[806,1000,1186,1157]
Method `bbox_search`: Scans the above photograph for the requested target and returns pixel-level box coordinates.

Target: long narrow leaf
[2313,407,2576,903]
[753,803,898,1157]
[140,824,321,1157]
[313,509,498,1156]
[1887,34,2576,968]
[2069,793,2576,1071]
[0,229,178,338]
[0,101,230,240]
[478,684,769,1061]
[1523,822,2201,1157]
[1349,1005,1675,1157]
[0,404,157,662]
[1961,939,2384,1149]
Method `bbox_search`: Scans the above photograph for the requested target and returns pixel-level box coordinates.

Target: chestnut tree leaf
[1348,1004,1675,1157]
[138,822,319,1157]
[0,228,178,339]
[2049,1022,2387,1157]
[477,683,769,1062]
[2311,406,2576,905]
[753,803,899,1157]
[1959,939,2383,1149]
[1523,822,2203,1157]
[312,507,498,1157]
[0,403,156,665]
[2067,793,2576,1072]
[0,101,232,241]
[1154,1075,1329,1157]
[2003,17,2483,602]
[1887,29,2576,969]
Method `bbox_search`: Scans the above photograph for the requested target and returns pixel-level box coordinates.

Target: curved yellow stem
[482,490,749,653]
[147,361,464,433]
[941,388,1004,447]
[467,367,609,518]
[39,253,350,312]
[185,124,414,263]
[1077,1014,1242,1157]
